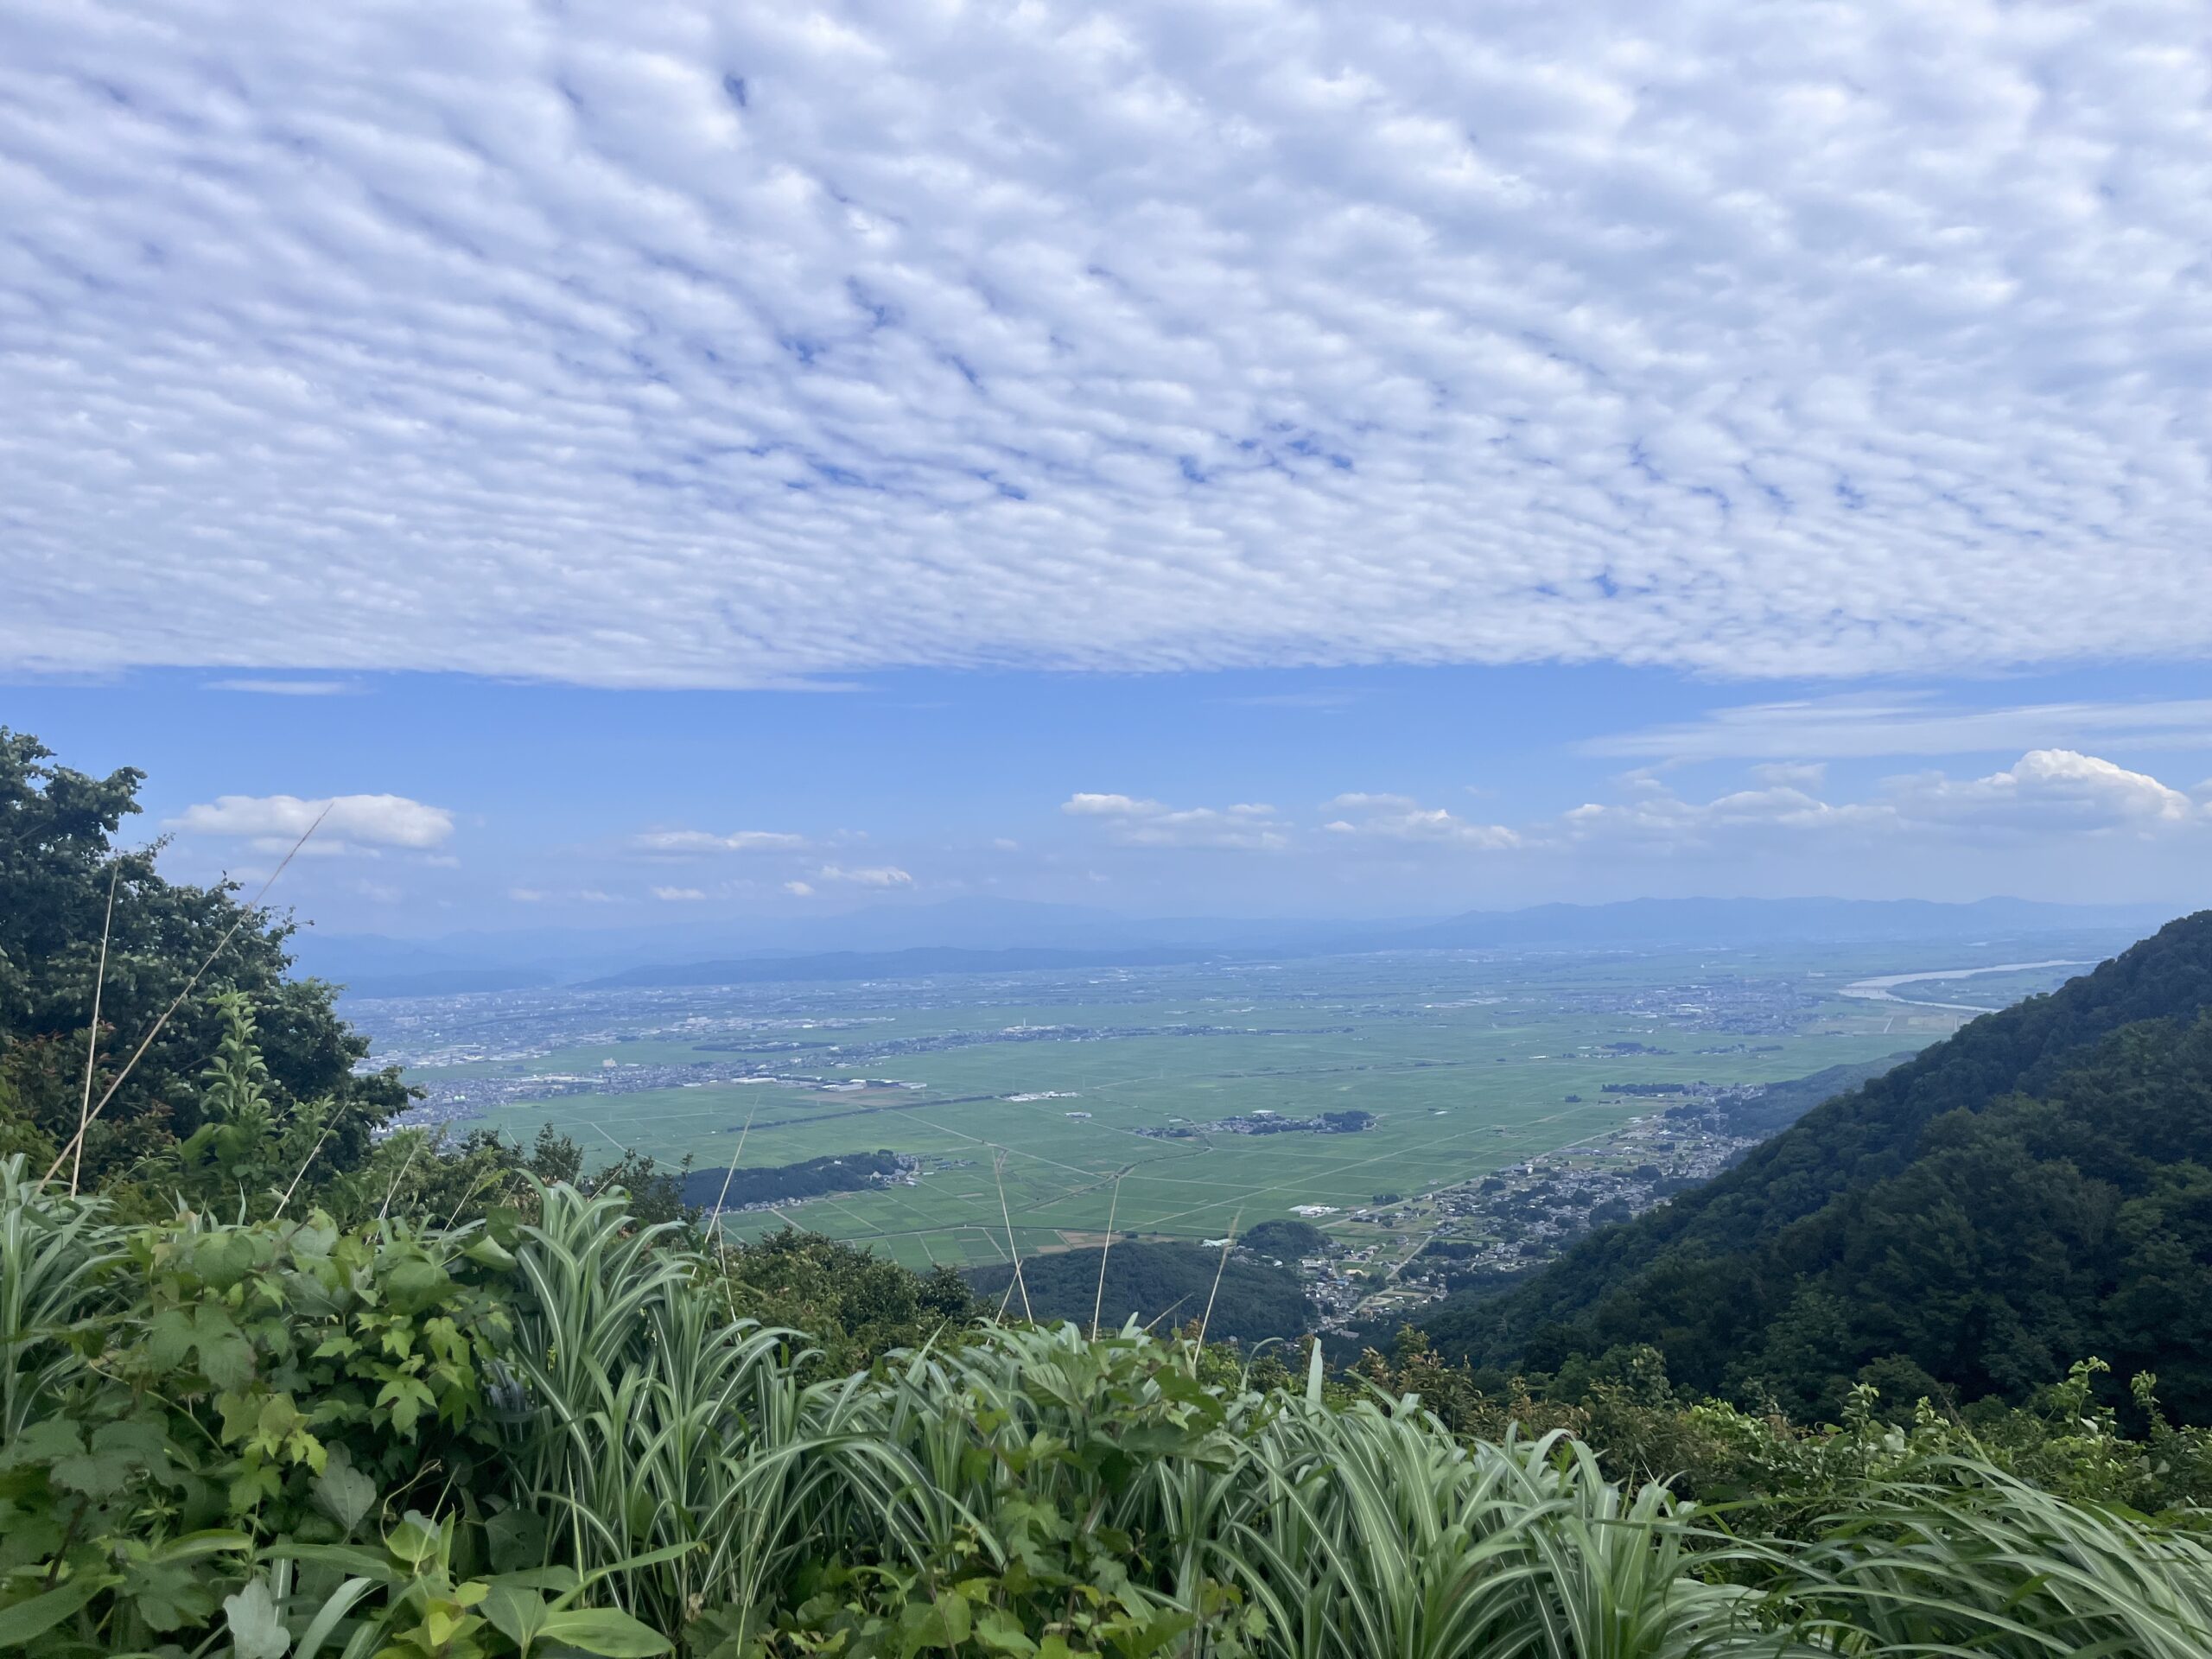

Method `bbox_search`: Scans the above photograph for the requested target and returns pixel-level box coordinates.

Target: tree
[0,728,409,1192]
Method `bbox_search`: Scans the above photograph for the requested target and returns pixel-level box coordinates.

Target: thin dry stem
[1091,1166,1128,1339]
[1197,1207,1243,1349]
[275,1120,339,1219]
[378,1135,424,1222]
[44,806,331,1186]
[69,867,119,1198]
[992,1149,1032,1321]
[714,1101,760,1325]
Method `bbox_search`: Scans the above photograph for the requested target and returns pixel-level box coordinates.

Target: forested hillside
[967,1239,1313,1344]
[1419,911,2212,1417]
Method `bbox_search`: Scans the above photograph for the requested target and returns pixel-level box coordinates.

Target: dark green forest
[679,1150,907,1211]
[965,1239,1313,1345]
[1417,911,2212,1419]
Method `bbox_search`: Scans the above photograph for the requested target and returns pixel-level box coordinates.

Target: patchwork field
[348,944,2107,1272]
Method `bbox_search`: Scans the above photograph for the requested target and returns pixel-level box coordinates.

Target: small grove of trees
[0,729,408,1192]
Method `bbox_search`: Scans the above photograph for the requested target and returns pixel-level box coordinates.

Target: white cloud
[202,678,360,696]
[652,885,708,902]
[7,6,2212,686]
[1562,749,2202,848]
[1887,748,2200,830]
[1324,794,1520,849]
[1751,762,1828,790]
[169,792,454,851]
[783,880,815,897]
[992,837,1021,851]
[511,886,618,904]
[817,864,912,887]
[631,829,808,855]
[1562,780,1880,847]
[1061,793,1289,849]
[1586,696,2212,763]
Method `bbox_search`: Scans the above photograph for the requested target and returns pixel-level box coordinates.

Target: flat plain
[346,942,2111,1272]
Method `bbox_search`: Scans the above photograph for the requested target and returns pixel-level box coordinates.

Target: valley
[346,940,2114,1309]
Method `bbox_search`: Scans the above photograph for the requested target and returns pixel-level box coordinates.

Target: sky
[5,1,2212,933]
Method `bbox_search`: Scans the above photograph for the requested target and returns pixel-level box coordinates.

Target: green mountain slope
[1417,911,2212,1418]
[968,1241,1313,1345]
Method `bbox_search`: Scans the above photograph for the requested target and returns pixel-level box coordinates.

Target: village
[1297,1084,1770,1330]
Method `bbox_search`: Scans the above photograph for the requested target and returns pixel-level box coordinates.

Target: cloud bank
[6,3,2212,685]
[168,792,454,852]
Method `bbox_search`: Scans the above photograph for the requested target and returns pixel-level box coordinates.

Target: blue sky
[5,2,2212,932]
[12,660,2212,930]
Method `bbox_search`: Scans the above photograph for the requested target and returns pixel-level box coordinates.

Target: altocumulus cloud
[6,3,2212,685]
[168,792,454,853]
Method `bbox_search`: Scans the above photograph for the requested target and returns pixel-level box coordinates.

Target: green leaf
[461,1235,515,1271]
[197,1231,260,1292]
[194,1303,257,1390]
[50,1442,139,1498]
[898,1592,971,1656]
[223,1574,291,1659]
[485,1506,548,1575]
[313,1461,379,1535]
[974,1608,1039,1656]
[267,1542,397,1582]
[481,1583,550,1653]
[145,1307,195,1371]
[565,1541,698,1599]
[293,1576,377,1659]
[118,1556,219,1632]
[536,1607,672,1657]
[0,1571,112,1649]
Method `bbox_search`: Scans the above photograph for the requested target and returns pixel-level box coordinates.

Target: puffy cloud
[651,885,708,901]
[1886,748,2200,830]
[1324,794,1519,849]
[1061,794,1289,849]
[817,864,912,887]
[630,829,808,855]
[6,4,2212,687]
[168,791,453,851]
[782,880,815,897]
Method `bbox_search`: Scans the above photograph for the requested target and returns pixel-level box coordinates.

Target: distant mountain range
[296,893,2181,998]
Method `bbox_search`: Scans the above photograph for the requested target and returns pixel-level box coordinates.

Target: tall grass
[481,1186,2212,1656]
[0,1154,119,1438]
[9,1168,2211,1656]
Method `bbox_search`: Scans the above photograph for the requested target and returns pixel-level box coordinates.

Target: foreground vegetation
[10,1153,2212,1656]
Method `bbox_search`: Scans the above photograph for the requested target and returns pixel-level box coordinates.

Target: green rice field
[341,943,2099,1272]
